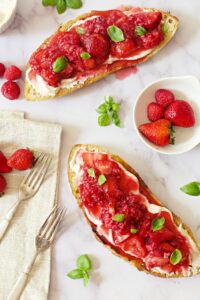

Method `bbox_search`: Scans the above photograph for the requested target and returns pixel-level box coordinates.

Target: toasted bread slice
[25,7,179,101]
[68,144,200,278]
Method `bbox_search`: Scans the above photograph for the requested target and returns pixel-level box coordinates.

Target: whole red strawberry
[155,89,175,108]
[4,65,22,81]
[7,149,34,171]
[0,63,6,77]
[165,100,195,127]
[139,119,175,147]
[147,102,165,121]
[1,81,20,100]
[0,175,7,194]
[0,151,12,173]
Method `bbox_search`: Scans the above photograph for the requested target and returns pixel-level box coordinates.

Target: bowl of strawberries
[133,76,200,154]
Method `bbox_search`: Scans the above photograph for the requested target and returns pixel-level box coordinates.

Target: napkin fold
[0,111,62,300]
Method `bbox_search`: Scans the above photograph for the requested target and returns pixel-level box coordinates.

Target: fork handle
[7,252,38,300]
[0,200,20,241]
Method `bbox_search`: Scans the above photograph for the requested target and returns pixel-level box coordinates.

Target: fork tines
[37,206,67,243]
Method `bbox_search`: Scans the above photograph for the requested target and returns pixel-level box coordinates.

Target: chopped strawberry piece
[82,152,95,168]
[49,31,81,47]
[111,38,137,58]
[106,10,127,26]
[80,15,108,36]
[130,11,162,30]
[145,254,169,269]
[94,159,119,175]
[119,174,139,194]
[102,176,122,198]
[81,33,110,58]
[121,236,147,258]
[137,26,164,49]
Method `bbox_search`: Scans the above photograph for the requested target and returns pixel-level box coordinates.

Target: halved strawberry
[121,236,147,258]
[81,33,110,58]
[111,38,137,58]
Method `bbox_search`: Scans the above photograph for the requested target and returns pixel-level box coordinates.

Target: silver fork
[7,206,66,300]
[0,153,52,241]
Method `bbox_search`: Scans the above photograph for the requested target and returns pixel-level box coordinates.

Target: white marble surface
[1,0,200,299]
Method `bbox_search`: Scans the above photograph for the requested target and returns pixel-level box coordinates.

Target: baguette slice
[25,7,179,101]
[68,144,200,278]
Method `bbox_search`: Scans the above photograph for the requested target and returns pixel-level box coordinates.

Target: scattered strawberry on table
[0,63,22,100]
[7,149,34,171]
[139,88,195,147]
[0,149,35,195]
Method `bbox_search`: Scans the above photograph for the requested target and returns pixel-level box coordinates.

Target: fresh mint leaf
[98,174,106,185]
[67,268,84,279]
[135,25,147,36]
[66,0,83,9]
[88,168,95,178]
[152,216,165,232]
[107,25,125,42]
[77,254,92,271]
[170,249,182,265]
[98,114,111,127]
[112,214,125,222]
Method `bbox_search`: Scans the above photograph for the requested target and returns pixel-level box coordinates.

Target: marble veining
[1,0,200,299]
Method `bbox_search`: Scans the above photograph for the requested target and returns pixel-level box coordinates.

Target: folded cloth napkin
[0,111,62,300]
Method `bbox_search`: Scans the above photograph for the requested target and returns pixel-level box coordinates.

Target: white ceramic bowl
[133,76,200,155]
[0,0,17,34]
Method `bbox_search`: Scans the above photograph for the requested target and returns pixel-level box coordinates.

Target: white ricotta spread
[71,149,200,276]
[0,0,17,33]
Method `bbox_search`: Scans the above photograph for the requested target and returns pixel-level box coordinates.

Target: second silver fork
[0,153,51,242]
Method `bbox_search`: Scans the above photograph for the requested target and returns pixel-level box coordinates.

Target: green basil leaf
[67,268,84,279]
[135,25,147,36]
[180,182,200,196]
[98,114,111,127]
[152,216,165,232]
[80,52,91,60]
[130,228,138,234]
[56,0,67,14]
[96,104,107,114]
[42,0,57,6]
[112,213,125,222]
[66,0,83,9]
[83,271,89,287]
[87,168,95,178]
[76,27,86,35]
[112,103,120,112]
[53,56,68,73]
[98,174,106,185]
[77,255,92,271]
[112,112,122,128]
[161,23,168,33]
[107,25,125,42]
[170,249,182,265]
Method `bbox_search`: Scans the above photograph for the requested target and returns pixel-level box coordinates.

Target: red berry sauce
[29,9,164,87]
[77,151,190,274]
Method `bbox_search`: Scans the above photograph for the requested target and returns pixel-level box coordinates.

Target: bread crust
[25,7,179,101]
[68,144,200,278]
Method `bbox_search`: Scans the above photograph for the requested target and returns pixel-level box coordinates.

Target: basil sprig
[180,182,200,196]
[53,56,68,73]
[107,25,125,42]
[67,254,92,287]
[135,25,147,36]
[152,216,165,232]
[112,214,125,222]
[170,249,182,265]
[96,96,122,127]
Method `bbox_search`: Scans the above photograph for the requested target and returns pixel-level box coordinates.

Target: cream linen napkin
[0,111,62,300]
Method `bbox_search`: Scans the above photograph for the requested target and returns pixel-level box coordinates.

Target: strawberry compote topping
[78,151,190,274]
[29,10,164,87]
